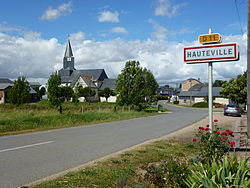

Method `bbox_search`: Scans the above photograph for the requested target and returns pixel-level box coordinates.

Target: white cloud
[0,31,246,86]
[40,1,73,21]
[148,19,167,40]
[111,27,128,34]
[98,11,119,23]
[155,0,186,17]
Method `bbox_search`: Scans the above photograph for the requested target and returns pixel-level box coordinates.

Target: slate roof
[64,40,73,57]
[99,79,116,90]
[69,69,108,87]
[179,87,223,97]
[0,78,13,84]
[0,83,13,90]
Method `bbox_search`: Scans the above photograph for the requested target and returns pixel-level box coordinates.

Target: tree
[60,86,74,101]
[47,72,62,107]
[116,61,158,109]
[213,80,226,87]
[99,87,113,102]
[220,72,247,105]
[39,87,46,99]
[78,86,96,102]
[8,76,30,106]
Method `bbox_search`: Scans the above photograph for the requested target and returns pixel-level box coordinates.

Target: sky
[0,0,248,86]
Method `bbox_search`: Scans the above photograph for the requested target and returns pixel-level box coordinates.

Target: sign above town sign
[184,43,239,64]
[199,33,221,44]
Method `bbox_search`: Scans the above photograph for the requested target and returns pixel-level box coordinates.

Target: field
[0,101,166,136]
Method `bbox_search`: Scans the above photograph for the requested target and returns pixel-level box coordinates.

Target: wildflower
[214,119,218,122]
[206,124,210,127]
[192,138,197,142]
[215,131,220,134]
[229,141,235,147]
[205,128,210,131]
[199,127,205,130]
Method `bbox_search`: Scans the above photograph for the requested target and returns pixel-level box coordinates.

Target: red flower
[192,138,197,142]
[205,128,210,131]
[229,141,235,147]
[215,131,220,134]
[220,137,228,141]
[199,127,205,130]
[231,134,235,137]
[221,132,228,136]
[214,119,218,122]
[206,124,210,127]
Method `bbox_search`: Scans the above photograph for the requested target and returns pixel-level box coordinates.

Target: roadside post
[184,29,239,132]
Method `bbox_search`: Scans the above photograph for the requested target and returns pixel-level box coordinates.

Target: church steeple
[64,39,73,57]
[63,37,75,70]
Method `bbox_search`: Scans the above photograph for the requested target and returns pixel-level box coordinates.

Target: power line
[234,0,244,35]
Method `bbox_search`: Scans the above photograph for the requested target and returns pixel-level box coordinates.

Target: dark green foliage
[192,102,208,108]
[116,61,158,110]
[213,80,226,87]
[78,86,96,102]
[99,87,114,101]
[220,72,247,105]
[39,87,46,99]
[8,76,30,106]
[60,86,74,101]
[47,72,62,107]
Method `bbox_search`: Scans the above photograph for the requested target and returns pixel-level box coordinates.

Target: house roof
[179,87,223,97]
[69,69,108,87]
[79,75,96,88]
[99,79,116,90]
[189,83,208,91]
[0,83,13,90]
[0,78,13,84]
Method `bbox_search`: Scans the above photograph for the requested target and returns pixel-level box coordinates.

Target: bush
[192,120,235,162]
[192,102,208,108]
[185,155,250,188]
[173,101,179,105]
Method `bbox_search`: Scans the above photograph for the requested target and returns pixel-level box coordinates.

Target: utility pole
[247,0,250,138]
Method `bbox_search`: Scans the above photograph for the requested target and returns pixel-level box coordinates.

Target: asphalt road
[0,104,208,188]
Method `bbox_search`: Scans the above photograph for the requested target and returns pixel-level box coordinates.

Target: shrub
[192,102,208,108]
[185,155,250,188]
[192,120,235,162]
[173,100,179,105]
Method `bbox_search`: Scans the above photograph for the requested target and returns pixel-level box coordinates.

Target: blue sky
[0,0,248,85]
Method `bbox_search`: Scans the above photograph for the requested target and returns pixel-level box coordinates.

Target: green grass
[33,141,199,188]
[0,101,164,136]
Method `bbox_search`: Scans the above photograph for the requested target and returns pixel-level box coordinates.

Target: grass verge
[32,140,199,188]
[0,102,168,136]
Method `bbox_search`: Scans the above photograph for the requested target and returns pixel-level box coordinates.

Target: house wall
[100,96,117,103]
[0,90,4,104]
[179,98,194,106]
[181,79,200,91]
[214,97,229,105]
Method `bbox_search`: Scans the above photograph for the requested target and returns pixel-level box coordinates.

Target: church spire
[64,37,73,57]
[63,35,75,70]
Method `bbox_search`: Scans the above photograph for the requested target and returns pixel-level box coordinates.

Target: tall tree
[116,61,158,109]
[47,72,62,107]
[220,72,247,105]
[8,76,30,106]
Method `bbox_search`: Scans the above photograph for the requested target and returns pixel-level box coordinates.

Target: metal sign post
[183,29,239,131]
[208,29,214,132]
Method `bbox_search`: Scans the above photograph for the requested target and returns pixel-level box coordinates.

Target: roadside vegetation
[0,101,168,136]
[33,120,250,188]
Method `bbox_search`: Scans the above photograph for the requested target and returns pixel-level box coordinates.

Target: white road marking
[0,141,54,153]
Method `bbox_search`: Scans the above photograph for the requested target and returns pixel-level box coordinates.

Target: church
[58,39,116,101]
